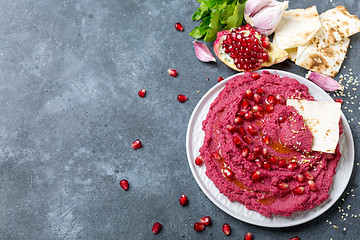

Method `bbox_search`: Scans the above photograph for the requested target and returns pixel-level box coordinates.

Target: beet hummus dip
[199,71,342,217]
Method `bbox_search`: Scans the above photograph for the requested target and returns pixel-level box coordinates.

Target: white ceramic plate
[186,69,354,228]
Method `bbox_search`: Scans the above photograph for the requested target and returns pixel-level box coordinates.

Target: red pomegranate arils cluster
[221,24,270,71]
[194,216,212,232]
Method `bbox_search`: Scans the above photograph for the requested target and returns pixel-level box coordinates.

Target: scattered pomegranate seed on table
[138,88,146,98]
[177,94,188,102]
[179,194,188,206]
[131,139,142,149]
[152,222,162,234]
[222,223,231,236]
[175,22,184,32]
[199,216,212,226]
[119,179,129,190]
[168,68,178,77]
[193,222,205,232]
[218,76,224,82]
[195,156,203,166]
[289,236,300,240]
[244,232,253,240]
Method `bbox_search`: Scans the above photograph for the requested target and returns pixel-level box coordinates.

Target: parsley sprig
[190,0,247,42]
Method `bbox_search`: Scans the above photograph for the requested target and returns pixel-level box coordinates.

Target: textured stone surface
[0,0,359,239]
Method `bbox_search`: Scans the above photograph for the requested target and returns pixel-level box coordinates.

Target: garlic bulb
[245,0,288,36]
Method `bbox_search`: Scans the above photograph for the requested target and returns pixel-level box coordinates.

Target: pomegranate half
[213,24,288,71]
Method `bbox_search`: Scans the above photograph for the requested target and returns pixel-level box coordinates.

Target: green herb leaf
[224,2,245,30]
[190,0,246,42]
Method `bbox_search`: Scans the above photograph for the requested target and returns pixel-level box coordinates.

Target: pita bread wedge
[295,37,350,77]
[312,6,360,49]
[274,6,321,49]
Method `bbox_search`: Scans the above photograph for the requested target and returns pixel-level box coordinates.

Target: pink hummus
[199,71,342,217]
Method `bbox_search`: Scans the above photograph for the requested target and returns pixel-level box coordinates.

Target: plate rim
[186,69,355,228]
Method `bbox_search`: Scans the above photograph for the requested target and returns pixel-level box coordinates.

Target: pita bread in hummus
[295,37,350,77]
[312,6,360,49]
[274,6,321,50]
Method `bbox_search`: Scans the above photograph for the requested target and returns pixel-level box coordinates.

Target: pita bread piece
[287,99,341,153]
[295,37,350,77]
[275,6,321,50]
[312,6,360,49]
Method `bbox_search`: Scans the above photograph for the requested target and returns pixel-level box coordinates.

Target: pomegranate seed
[266,95,276,105]
[234,116,244,124]
[247,125,257,136]
[200,216,212,226]
[261,148,269,158]
[250,170,261,181]
[177,94,188,102]
[241,147,250,157]
[212,152,221,161]
[245,89,253,99]
[254,112,264,119]
[243,135,253,144]
[194,222,205,232]
[240,99,250,109]
[119,179,129,190]
[278,159,287,168]
[268,156,278,164]
[261,36,270,49]
[293,186,305,195]
[289,236,300,240]
[265,105,274,113]
[262,135,270,145]
[304,171,314,180]
[252,105,263,112]
[288,162,298,170]
[297,174,305,182]
[195,156,203,166]
[237,109,247,117]
[247,152,257,161]
[179,194,188,206]
[253,93,261,103]
[244,111,253,121]
[261,52,269,62]
[251,72,260,80]
[276,94,286,105]
[152,222,162,234]
[226,124,236,133]
[233,136,242,146]
[255,159,262,168]
[253,145,262,153]
[175,22,184,31]
[308,180,318,191]
[138,89,146,98]
[244,232,253,240]
[277,182,289,190]
[262,161,271,170]
[222,168,235,178]
[278,116,287,123]
[222,223,231,236]
[218,76,224,82]
[132,139,142,149]
[168,68,178,77]
[237,126,246,135]
[334,98,343,104]
[256,87,264,94]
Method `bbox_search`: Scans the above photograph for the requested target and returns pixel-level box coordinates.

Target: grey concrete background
[0,0,359,239]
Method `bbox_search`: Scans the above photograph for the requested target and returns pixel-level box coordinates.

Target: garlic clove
[193,41,216,62]
[245,0,273,17]
[306,71,343,92]
[250,1,288,36]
